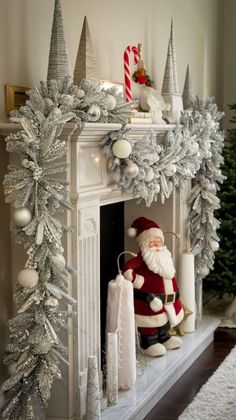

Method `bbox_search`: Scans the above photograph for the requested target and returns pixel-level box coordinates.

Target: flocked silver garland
[0,78,132,419]
[104,97,225,282]
[1,79,225,418]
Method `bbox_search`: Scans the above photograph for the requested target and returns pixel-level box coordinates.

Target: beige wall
[222,0,236,127]
[0,0,223,120]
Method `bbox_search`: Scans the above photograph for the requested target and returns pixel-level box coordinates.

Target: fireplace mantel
[0,122,218,420]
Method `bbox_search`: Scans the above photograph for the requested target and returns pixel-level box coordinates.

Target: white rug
[178,345,236,420]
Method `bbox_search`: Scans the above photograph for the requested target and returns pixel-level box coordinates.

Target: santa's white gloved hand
[149,297,163,312]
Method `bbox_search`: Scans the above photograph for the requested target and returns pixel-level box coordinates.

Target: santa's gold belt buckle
[165,292,176,305]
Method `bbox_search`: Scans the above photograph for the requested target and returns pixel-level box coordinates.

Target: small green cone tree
[204,104,236,310]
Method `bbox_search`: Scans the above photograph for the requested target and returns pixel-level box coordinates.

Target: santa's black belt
[133,290,180,305]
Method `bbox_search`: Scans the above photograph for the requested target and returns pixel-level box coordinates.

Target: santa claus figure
[123,217,184,357]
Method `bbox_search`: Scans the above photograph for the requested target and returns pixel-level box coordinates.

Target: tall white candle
[106,274,136,390]
[179,252,195,333]
[107,332,118,406]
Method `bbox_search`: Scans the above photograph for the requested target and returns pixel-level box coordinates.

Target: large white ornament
[124,162,139,179]
[51,253,66,270]
[87,105,101,121]
[105,94,117,111]
[12,208,32,227]
[17,268,39,288]
[112,139,132,159]
[144,168,155,182]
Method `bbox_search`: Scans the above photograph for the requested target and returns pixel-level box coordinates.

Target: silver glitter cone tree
[182,65,195,110]
[74,16,100,86]
[47,0,71,81]
[162,19,183,123]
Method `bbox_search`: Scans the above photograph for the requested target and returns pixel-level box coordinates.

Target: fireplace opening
[100,201,125,358]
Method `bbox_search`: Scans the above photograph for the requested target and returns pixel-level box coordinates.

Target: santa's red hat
[127,217,164,246]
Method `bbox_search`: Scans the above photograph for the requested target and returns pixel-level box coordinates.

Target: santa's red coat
[123,253,184,328]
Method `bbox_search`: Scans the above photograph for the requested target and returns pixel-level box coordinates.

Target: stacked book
[129,111,152,124]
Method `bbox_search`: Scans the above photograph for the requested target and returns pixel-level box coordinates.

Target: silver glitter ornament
[44,296,59,313]
[77,89,85,99]
[144,168,154,182]
[198,266,210,277]
[51,253,66,270]
[163,163,177,177]
[124,162,139,179]
[87,104,101,121]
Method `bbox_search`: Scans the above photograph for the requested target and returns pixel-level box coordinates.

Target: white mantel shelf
[102,316,220,420]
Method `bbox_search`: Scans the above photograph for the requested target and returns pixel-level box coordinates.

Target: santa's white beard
[141,245,176,279]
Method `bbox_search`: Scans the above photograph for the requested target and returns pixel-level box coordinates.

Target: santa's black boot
[158,322,182,350]
[140,332,166,357]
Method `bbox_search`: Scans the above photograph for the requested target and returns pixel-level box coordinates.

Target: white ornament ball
[51,253,66,270]
[17,268,39,288]
[144,168,155,182]
[44,296,59,313]
[124,162,139,179]
[211,240,219,252]
[12,208,32,227]
[198,266,210,277]
[87,105,101,121]
[105,94,117,111]
[112,139,132,159]
[77,89,85,99]
[21,159,30,168]
[164,163,177,177]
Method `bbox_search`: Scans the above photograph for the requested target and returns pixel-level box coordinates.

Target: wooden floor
[144,328,236,420]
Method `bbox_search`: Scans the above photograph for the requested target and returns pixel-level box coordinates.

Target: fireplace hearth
[0,122,219,420]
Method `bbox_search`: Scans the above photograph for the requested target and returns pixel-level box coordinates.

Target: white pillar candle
[179,252,196,333]
[106,274,136,390]
[106,332,118,406]
[86,356,101,420]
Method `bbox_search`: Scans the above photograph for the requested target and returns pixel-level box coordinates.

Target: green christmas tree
[204,104,236,300]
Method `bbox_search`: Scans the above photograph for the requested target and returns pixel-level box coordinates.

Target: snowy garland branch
[0,78,132,419]
[104,97,225,281]
[186,98,226,282]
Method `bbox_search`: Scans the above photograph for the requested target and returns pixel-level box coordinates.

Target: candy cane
[124,45,140,102]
